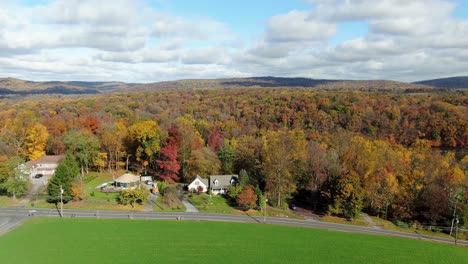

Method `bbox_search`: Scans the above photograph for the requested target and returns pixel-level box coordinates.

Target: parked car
[34,174,43,178]
[289,204,297,211]
[146,180,153,185]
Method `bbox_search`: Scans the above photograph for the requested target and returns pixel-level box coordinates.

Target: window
[195,180,199,186]
[214,179,219,186]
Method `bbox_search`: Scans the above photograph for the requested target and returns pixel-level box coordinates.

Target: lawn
[0,196,18,206]
[370,216,461,240]
[320,214,370,226]
[0,218,466,264]
[187,194,302,219]
[187,193,237,214]
[153,195,186,212]
[29,171,145,211]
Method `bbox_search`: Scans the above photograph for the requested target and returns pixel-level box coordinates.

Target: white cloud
[181,47,231,65]
[266,11,336,42]
[38,0,141,25]
[0,0,467,82]
[152,13,234,42]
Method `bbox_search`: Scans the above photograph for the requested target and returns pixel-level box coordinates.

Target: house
[187,175,208,193]
[209,175,239,195]
[24,155,64,181]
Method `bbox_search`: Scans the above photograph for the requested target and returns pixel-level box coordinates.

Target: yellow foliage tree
[25,123,49,160]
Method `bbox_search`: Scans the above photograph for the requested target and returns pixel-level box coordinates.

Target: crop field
[0,218,466,264]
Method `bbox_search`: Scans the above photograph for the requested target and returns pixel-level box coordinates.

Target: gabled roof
[25,155,64,167]
[209,174,238,189]
[194,175,209,187]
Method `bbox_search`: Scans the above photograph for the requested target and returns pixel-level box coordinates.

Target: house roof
[115,173,140,183]
[25,155,64,167]
[209,175,238,189]
[194,175,208,187]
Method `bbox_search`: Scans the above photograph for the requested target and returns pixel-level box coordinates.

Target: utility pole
[263,195,268,224]
[450,194,458,235]
[455,218,459,245]
[60,185,63,218]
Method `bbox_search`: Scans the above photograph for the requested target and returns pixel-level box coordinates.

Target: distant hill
[133,77,435,93]
[413,76,468,89]
[0,76,446,96]
[0,78,138,95]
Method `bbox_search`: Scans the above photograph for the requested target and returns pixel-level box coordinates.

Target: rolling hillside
[0,78,137,95]
[414,76,468,89]
[0,76,444,96]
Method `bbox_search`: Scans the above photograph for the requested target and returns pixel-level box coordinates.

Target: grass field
[187,194,302,219]
[0,218,466,264]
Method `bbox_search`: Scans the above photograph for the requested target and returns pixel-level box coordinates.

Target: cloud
[266,11,336,43]
[236,0,468,81]
[38,0,140,25]
[181,47,231,65]
[0,0,468,82]
[152,13,234,42]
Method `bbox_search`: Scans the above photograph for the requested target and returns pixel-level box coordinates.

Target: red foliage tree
[82,116,100,134]
[236,185,257,210]
[157,138,180,183]
[207,129,223,152]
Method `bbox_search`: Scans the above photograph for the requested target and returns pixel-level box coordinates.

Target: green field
[0,218,466,264]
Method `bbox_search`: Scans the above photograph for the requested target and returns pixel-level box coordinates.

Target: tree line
[0,88,466,228]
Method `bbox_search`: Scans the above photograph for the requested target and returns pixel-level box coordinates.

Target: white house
[187,174,238,195]
[187,175,208,193]
[24,155,64,181]
[209,175,239,195]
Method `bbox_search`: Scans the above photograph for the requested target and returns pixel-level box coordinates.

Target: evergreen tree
[239,169,250,187]
[218,144,236,174]
[47,153,79,204]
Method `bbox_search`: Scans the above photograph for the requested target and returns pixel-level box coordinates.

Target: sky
[0,0,467,83]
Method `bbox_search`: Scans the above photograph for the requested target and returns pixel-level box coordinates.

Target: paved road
[0,207,28,235]
[0,206,466,246]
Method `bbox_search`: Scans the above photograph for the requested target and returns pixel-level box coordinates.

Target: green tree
[326,170,363,219]
[263,130,305,207]
[227,184,243,201]
[218,144,236,174]
[186,147,220,181]
[238,169,249,186]
[118,187,149,208]
[47,153,79,204]
[0,156,28,199]
[157,180,169,194]
[255,185,265,210]
[63,130,100,176]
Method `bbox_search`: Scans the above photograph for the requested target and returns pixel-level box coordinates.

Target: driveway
[182,198,198,213]
[144,193,158,212]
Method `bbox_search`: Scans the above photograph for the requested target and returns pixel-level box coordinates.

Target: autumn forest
[0,87,466,228]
